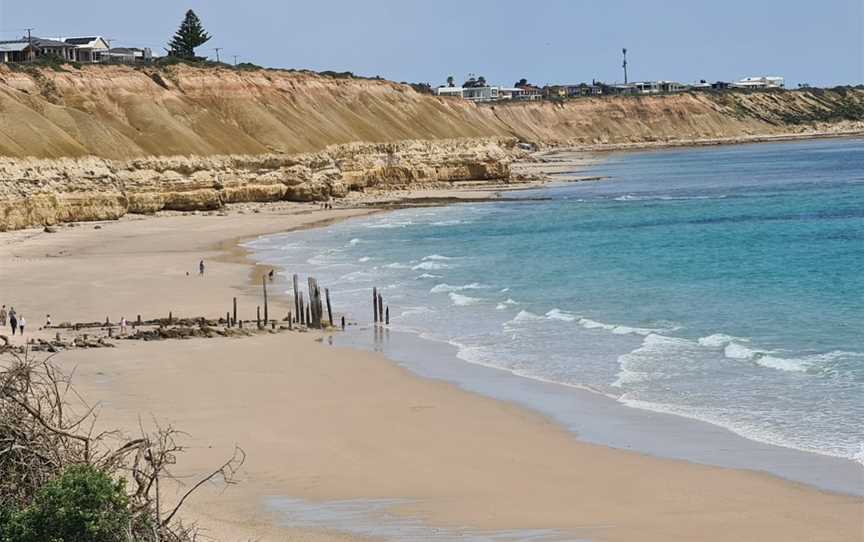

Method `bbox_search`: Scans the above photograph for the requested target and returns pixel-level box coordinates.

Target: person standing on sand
[199,260,205,276]
[18,316,25,336]
[9,309,17,336]
[120,316,128,335]
[0,305,6,327]
[45,314,52,328]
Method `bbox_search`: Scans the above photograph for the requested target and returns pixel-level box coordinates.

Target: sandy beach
[1,194,862,542]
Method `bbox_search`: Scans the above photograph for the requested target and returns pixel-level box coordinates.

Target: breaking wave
[449,293,481,306]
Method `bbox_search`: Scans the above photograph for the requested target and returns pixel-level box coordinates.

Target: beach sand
[0,199,861,542]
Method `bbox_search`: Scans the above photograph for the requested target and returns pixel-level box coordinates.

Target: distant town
[435,75,786,102]
[0,31,788,103]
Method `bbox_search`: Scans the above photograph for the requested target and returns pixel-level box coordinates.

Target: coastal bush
[0,353,244,541]
[1,465,131,542]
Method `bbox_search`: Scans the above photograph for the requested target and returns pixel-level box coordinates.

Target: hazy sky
[1,0,861,87]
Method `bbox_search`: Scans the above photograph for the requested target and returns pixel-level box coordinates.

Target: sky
[1,0,862,87]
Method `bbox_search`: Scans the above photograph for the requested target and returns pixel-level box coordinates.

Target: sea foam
[412,261,450,271]
[449,293,480,306]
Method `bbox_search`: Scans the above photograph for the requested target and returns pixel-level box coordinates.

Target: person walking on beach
[199,260,205,276]
[0,305,6,327]
[45,314,52,328]
[18,315,25,336]
[9,308,17,336]
[120,316,128,335]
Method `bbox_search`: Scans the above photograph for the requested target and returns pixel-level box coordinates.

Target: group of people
[0,305,25,336]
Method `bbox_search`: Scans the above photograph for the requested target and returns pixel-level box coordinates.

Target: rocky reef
[0,137,516,231]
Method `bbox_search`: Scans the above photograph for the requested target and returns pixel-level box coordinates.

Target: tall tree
[167,9,212,58]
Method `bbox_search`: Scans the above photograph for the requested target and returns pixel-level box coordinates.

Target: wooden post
[257,306,261,328]
[263,277,269,324]
[108,327,113,337]
[373,287,378,323]
[377,294,383,325]
[136,314,142,327]
[55,332,61,342]
[271,320,276,330]
[341,316,346,330]
[385,306,389,326]
[288,312,293,330]
[226,312,231,327]
[299,293,305,325]
[239,320,243,329]
[325,288,333,327]
[307,278,317,328]
[105,316,110,327]
[306,305,311,326]
[233,297,237,326]
[169,311,173,324]
[293,274,300,321]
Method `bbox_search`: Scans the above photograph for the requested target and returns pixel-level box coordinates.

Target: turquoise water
[248,138,864,464]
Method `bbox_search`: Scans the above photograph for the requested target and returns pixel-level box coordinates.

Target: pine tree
[167,9,211,58]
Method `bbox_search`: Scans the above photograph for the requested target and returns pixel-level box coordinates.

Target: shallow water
[247,138,864,468]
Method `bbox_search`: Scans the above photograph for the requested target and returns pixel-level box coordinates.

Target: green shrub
[3,465,131,542]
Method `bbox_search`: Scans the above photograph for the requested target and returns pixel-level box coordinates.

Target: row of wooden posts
[93,274,397,335]
[372,287,390,325]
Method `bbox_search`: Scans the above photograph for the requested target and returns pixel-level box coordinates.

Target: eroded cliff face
[2,64,862,159]
[1,64,862,230]
[0,138,515,231]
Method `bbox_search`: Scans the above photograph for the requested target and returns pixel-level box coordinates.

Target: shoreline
[1,165,862,541]
[243,195,864,496]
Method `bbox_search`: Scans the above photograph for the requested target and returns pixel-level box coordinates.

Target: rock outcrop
[0,137,516,231]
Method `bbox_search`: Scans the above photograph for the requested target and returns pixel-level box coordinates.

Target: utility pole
[214,47,222,62]
[233,55,238,67]
[622,48,629,84]
[25,28,35,62]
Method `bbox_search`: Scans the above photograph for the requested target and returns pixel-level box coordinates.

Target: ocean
[247,138,864,469]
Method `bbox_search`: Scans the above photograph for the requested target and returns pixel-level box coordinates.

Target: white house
[58,36,111,62]
[436,85,500,102]
[734,76,785,89]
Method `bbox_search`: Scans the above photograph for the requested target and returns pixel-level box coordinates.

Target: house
[436,85,502,102]
[0,41,36,63]
[0,37,77,62]
[101,47,152,64]
[31,38,78,61]
[514,84,542,100]
[627,81,689,94]
[59,36,110,62]
[734,76,785,89]
[436,86,465,98]
[463,85,500,101]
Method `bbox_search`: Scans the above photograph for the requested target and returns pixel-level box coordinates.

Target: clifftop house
[0,35,151,64]
[734,76,785,89]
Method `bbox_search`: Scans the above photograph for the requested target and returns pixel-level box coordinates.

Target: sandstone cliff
[1,64,862,230]
[0,138,515,231]
[2,65,862,159]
